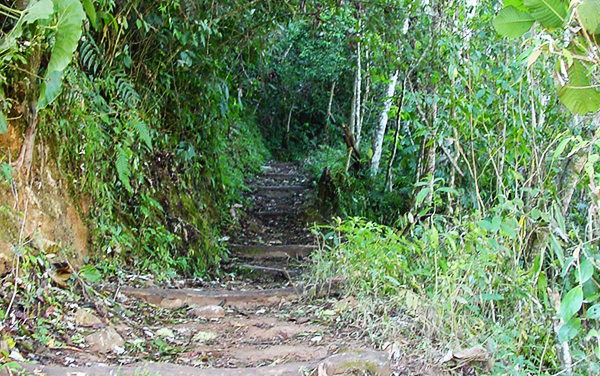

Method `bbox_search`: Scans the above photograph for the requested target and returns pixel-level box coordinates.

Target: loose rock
[188,305,225,319]
[85,327,124,353]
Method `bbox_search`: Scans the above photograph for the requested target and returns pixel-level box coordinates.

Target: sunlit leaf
[560,286,583,321]
[415,186,430,206]
[558,317,581,342]
[587,304,600,319]
[553,137,572,159]
[23,0,54,24]
[505,0,529,11]
[578,0,600,33]
[500,221,517,238]
[558,60,600,114]
[580,259,595,284]
[79,265,101,283]
[46,0,85,73]
[524,0,567,29]
[494,6,535,38]
[38,70,63,109]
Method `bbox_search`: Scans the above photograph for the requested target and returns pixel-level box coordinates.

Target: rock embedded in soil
[85,326,124,353]
[6,350,391,375]
[121,286,302,309]
[188,305,225,319]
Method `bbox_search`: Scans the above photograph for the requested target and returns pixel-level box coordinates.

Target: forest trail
[4,162,391,376]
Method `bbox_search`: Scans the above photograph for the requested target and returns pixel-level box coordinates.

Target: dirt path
[3,162,390,375]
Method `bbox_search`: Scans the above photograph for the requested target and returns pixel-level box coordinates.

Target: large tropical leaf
[38,0,85,109]
[557,60,600,114]
[38,70,63,109]
[23,0,54,24]
[46,0,85,73]
[504,0,528,11]
[493,6,535,38]
[578,0,600,33]
[524,0,567,29]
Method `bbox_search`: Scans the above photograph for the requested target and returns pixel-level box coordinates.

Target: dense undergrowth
[1,0,274,275]
[1,0,600,375]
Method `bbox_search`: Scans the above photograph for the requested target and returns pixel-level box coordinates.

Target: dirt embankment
[0,123,90,275]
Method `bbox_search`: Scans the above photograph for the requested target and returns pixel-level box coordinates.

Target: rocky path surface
[2,162,391,376]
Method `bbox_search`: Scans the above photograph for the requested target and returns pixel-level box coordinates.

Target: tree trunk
[324,81,336,144]
[346,40,362,172]
[385,76,407,192]
[371,70,399,176]
[12,103,38,177]
[348,40,361,140]
[356,47,369,146]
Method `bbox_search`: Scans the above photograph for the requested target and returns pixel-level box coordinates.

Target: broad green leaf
[560,286,583,321]
[558,317,581,342]
[493,6,535,38]
[480,293,504,301]
[23,0,54,24]
[478,219,494,232]
[81,0,97,30]
[1,163,14,183]
[500,221,517,238]
[524,0,567,29]
[491,216,502,232]
[79,265,101,283]
[558,60,600,114]
[46,0,85,74]
[587,304,600,319]
[38,70,63,109]
[580,259,595,284]
[505,0,529,11]
[429,226,439,249]
[578,0,600,33]
[415,186,430,206]
[553,137,572,159]
[586,154,599,180]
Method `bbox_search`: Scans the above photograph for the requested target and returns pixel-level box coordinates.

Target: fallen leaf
[192,331,218,343]
[156,328,175,338]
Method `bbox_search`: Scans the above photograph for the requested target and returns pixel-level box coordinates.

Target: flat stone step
[229,244,315,260]
[120,286,303,309]
[262,172,304,179]
[6,350,390,375]
[251,185,307,194]
[255,210,294,219]
[237,264,301,279]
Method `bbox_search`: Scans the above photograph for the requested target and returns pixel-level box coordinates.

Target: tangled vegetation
[1,0,600,375]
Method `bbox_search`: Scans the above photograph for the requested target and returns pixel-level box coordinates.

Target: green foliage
[494,0,600,114]
[493,6,535,38]
[558,60,600,114]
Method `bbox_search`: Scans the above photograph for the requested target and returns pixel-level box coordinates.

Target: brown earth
[0,127,90,275]
[1,161,396,375]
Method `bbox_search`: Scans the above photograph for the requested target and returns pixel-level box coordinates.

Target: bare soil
[1,161,393,375]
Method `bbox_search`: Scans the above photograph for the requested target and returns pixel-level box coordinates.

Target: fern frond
[113,71,140,108]
[130,113,152,150]
[79,34,103,75]
[115,146,132,193]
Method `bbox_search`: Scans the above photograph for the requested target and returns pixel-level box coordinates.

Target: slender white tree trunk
[371,70,398,176]
[348,41,361,139]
